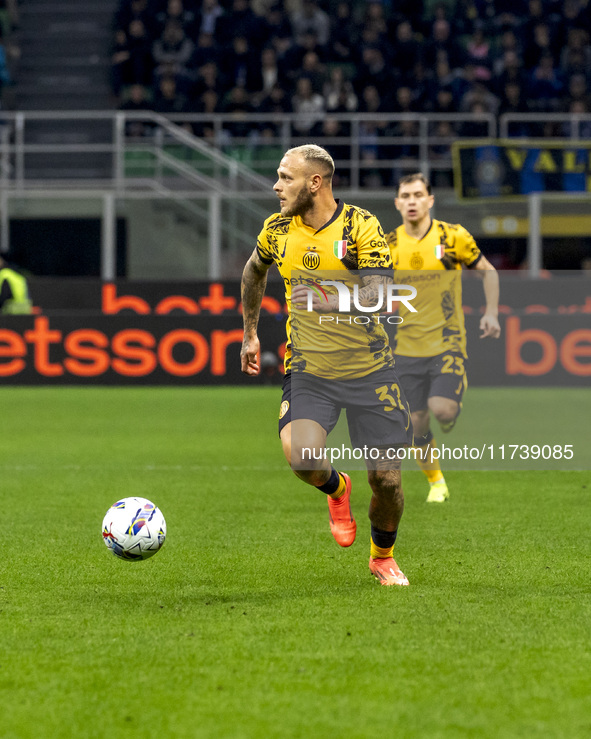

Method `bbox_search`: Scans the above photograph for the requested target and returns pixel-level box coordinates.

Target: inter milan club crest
[333,240,347,259]
[434,244,445,260]
[410,251,424,270]
[303,249,320,270]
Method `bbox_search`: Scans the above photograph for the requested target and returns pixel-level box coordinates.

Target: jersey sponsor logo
[333,240,348,259]
[410,252,424,270]
[279,400,290,419]
[303,251,320,270]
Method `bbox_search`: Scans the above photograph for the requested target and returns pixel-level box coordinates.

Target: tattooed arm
[357,272,392,308]
[241,248,271,375]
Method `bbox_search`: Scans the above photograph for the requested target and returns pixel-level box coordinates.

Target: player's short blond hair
[286,144,335,181]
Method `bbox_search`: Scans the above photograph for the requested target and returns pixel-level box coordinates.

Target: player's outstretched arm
[473,256,501,339]
[241,248,271,375]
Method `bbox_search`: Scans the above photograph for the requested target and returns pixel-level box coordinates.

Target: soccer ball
[102,497,166,561]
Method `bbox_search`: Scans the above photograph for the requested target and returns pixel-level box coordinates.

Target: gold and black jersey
[387,219,482,358]
[257,200,395,380]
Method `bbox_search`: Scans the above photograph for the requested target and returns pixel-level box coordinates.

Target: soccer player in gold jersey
[387,173,501,503]
[241,144,413,586]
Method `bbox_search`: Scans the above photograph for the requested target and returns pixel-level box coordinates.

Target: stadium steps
[12,0,119,180]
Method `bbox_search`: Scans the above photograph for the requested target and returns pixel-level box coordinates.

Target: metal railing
[499,113,591,139]
[0,110,498,189]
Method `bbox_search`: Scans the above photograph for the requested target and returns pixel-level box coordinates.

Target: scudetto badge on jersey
[333,240,347,259]
[434,244,445,259]
[279,400,290,419]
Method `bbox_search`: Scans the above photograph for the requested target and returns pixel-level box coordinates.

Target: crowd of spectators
[0,0,20,105]
[111,0,591,184]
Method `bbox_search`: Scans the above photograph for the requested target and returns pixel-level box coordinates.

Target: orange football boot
[327,473,356,547]
[369,556,409,586]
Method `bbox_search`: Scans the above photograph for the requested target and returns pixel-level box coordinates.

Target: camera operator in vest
[0,257,32,314]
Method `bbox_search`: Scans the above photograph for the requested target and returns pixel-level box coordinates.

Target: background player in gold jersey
[241,145,413,586]
[387,173,500,503]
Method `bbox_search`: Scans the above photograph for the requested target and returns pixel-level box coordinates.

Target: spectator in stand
[119,83,153,137]
[327,1,357,64]
[262,3,293,59]
[291,0,330,47]
[459,100,493,136]
[499,80,531,136]
[519,0,546,41]
[560,28,591,78]
[388,118,420,187]
[459,70,499,114]
[410,61,430,108]
[154,0,198,39]
[562,100,591,137]
[217,0,266,48]
[423,19,461,71]
[253,46,280,104]
[451,0,480,36]
[465,25,493,82]
[153,19,193,69]
[499,80,528,115]
[355,45,392,104]
[324,66,357,113]
[111,18,154,97]
[361,0,393,50]
[220,35,263,93]
[114,0,154,38]
[428,56,456,98]
[0,0,18,34]
[153,74,188,114]
[565,72,591,110]
[358,84,390,186]
[189,32,218,70]
[523,22,557,70]
[258,81,292,136]
[152,19,194,93]
[393,86,417,114]
[389,21,420,83]
[301,51,326,94]
[198,0,225,37]
[193,60,224,98]
[559,0,587,38]
[0,24,11,92]
[283,28,323,73]
[191,88,219,140]
[429,120,455,187]
[487,0,527,31]
[291,76,324,135]
[430,86,457,115]
[492,30,522,77]
[389,0,423,28]
[494,49,526,96]
[528,51,564,111]
[221,85,256,140]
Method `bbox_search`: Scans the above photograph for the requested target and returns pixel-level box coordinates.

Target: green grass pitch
[1,386,590,738]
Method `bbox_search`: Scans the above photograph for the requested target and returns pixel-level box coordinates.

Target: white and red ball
[102,497,166,561]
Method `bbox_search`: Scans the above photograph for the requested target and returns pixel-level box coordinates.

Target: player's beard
[282,185,315,218]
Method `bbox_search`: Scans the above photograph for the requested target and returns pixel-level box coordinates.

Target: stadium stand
[109,0,591,136]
